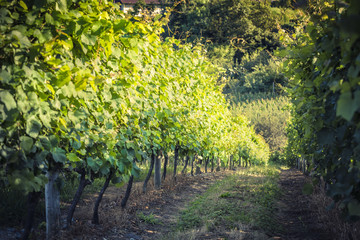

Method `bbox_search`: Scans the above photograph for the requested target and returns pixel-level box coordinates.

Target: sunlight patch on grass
[173,165,282,238]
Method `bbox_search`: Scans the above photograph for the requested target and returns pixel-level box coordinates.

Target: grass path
[57,167,338,240]
[161,166,281,240]
[57,171,230,239]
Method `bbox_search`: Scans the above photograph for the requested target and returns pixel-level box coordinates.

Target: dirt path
[130,172,229,240]
[58,171,230,240]
[54,168,338,240]
[3,167,356,239]
[271,168,332,240]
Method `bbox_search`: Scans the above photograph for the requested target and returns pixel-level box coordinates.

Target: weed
[219,192,231,198]
[136,212,162,225]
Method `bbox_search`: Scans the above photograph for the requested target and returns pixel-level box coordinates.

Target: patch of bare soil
[271,168,333,240]
[57,171,230,240]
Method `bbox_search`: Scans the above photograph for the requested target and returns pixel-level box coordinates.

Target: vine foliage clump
[283,0,360,220]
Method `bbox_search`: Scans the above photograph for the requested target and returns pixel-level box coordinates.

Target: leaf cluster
[0,0,269,195]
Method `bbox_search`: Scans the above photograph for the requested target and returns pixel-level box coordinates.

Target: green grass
[175,165,282,236]
[136,211,162,225]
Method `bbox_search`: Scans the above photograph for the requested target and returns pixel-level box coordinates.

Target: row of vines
[282,0,360,220]
[0,0,269,238]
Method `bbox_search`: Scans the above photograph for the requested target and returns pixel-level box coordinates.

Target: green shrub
[230,95,290,152]
[224,50,288,98]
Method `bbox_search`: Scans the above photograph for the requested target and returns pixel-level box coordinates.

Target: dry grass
[310,181,360,240]
[54,172,219,239]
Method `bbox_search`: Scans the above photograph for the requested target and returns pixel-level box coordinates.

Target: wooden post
[45,170,60,240]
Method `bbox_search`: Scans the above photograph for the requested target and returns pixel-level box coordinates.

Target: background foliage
[231,95,290,153]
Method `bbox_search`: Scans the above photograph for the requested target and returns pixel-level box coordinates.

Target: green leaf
[99,165,110,175]
[20,136,34,153]
[11,30,31,47]
[54,65,71,87]
[52,148,67,163]
[0,90,19,122]
[34,29,52,43]
[81,34,97,46]
[131,163,140,178]
[302,183,313,195]
[111,176,123,184]
[19,1,28,10]
[117,161,125,173]
[0,128,5,142]
[35,151,49,163]
[135,151,142,161]
[26,12,36,25]
[39,136,51,151]
[87,157,101,172]
[71,138,82,150]
[55,0,67,13]
[0,68,11,84]
[0,90,17,111]
[67,152,81,162]
[26,118,42,138]
[49,135,59,148]
[45,13,55,25]
[336,91,360,121]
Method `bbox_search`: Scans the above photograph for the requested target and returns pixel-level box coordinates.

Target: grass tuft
[136,212,162,225]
